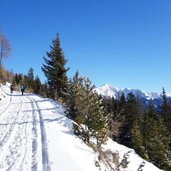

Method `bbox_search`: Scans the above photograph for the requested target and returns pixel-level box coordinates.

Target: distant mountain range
[94,84,171,106]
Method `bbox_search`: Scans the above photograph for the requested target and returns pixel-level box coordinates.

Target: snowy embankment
[0,83,162,171]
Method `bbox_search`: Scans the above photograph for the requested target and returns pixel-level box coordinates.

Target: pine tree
[161,88,171,134]
[107,94,125,142]
[18,73,23,84]
[27,67,34,89]
[83,78,108,147]
[33,76,42,94]
[42,33,69,102]
[120,93,138,148]
[131,116,147,159]
[147,120,170,170]
[27,67,34,80]
[143,103,171,170]
[67,75,108,148]
[14,74,20,85]
[41,82,50,98]
[14,73,24,85]
[65,71,84,120]
[119,93,126,114]
[160,87,171,162]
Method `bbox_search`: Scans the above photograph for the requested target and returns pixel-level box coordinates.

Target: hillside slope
[0,83,162,171]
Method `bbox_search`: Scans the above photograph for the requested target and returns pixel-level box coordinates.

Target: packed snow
[0,83,162,171]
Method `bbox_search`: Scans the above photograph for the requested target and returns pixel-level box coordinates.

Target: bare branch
[0,33,11,82]
[0,33,11,66]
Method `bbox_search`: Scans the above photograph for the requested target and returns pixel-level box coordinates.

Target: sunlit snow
[0,83,162,171]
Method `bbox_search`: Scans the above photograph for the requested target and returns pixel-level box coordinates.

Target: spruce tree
[131,116,147,159]
[14,74,20,85]
[108,94,125,142]
[14,73,23,85]
[41,82,50,98]
[67,75,108,148]
[161,88,171,134]
[143,103,171,170]
[119,93,126,114]
[65,71,84,120]
[33,76,42,94]
[27,67,34,89]
[42,33,69,101]
[120,93,138,148]
[82,78,108,147]
[160,87,171,161]
[27,67,34,80]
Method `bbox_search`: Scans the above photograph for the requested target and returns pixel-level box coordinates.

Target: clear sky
[0,0,171,93]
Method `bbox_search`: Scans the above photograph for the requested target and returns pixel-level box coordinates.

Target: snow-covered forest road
[0,84,163,171]
[0,87,51,171]
[0,84,101,171]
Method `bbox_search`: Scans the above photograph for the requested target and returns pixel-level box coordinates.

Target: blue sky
[0,0,171,93]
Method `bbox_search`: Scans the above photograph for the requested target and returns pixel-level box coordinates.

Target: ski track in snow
[0,90,50,171]
[27,96,50,171]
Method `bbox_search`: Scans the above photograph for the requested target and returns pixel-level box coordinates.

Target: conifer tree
[160,88,171,169]
[33,76,42,94]
[41,82,50,98]
[14,73,20,85]
[27,67,34,80]
[42,33,69,101]
[108,95,125,142]
[65,71,84,120]
[14,73,24,85]
[131,116,147,159]
[17,73,23,84]
[82,78,108,147]
[119,93,126,114]
[67,75,108,148]
[120,93,138,148]
[161,88,171,134]
[143,102,171,170]
[27,67,34,89]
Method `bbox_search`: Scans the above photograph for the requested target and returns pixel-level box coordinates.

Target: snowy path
[27,96,50,171]
[0,84,163,171]
[0,89,50,171]
[0,85,102,171]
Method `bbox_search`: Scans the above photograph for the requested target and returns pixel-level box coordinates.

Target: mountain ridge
[94,83,171,100]
[94,84,171,109]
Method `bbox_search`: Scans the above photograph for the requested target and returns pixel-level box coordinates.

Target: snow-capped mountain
[94,83,171,101]
[94,84,161,99]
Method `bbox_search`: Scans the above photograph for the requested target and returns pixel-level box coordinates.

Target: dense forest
[1,33,171,170]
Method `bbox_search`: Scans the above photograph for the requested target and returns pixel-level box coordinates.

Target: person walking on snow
[20,84,25,95]
[10,84,14,94]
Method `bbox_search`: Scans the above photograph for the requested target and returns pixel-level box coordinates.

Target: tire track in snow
[0,85,13,115]
[0,96,24,170]
[27,96,51,171]
[17,96,35,171]
[0,96,31,170]
[28,96,39,171]
[0,92,50,171]
[0,97,23,148]
[0,95,12,118]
